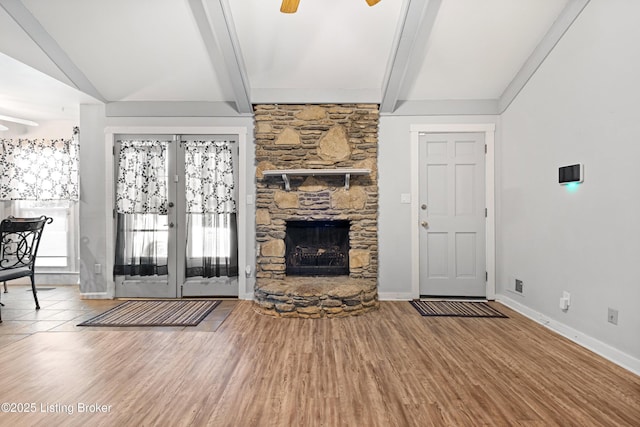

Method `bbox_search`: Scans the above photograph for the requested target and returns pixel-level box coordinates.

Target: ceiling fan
[280,0,381,14]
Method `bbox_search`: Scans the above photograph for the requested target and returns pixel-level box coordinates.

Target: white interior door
[418,133,486,297]
[114,134,238,298]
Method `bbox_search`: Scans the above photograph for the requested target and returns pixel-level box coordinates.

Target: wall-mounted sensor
[559,164,583,184]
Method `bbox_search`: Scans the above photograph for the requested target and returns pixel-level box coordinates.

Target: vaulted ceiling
[0,0,589,126]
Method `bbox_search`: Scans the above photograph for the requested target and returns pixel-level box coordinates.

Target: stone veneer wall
[254,104,379,318]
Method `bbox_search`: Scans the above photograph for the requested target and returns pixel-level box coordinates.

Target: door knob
[168,202,174,208]
[169,222,175,228]
[421,221,429,228]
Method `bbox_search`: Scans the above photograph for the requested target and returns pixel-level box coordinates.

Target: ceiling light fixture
[0,114,39,127]
[280,0,380,14]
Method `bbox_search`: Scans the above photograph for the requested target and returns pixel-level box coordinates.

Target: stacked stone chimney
[254,104,380,318]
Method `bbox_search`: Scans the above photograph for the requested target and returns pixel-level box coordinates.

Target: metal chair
[0,216,53,322]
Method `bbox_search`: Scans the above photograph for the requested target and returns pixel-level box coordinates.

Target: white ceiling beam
[380,0,441,114]
[190,0,252,114]
[105,101,243,118]
[498,0,591,113]
[0,0,106,103]
[388,99,499,116]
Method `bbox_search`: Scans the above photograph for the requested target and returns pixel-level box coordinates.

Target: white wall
[78,104,108,296]
[77,106,255,298]
[497,0,640,362]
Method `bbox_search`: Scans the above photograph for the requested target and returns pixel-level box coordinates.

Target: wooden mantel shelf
[262,168,371,191]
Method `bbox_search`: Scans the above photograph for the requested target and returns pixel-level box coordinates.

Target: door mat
[78,299,221,327]
[410,300,508,318]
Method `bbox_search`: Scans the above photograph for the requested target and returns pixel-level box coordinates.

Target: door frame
[104,126,248,300]
[410,123,495,300]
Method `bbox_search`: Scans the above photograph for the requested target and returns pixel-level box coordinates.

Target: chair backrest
[0,216,53,271]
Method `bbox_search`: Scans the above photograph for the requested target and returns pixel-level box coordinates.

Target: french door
[418,133,486,298]
[113,134,238,298]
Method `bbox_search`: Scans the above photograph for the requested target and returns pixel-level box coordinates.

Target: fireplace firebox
[285,220,350,276]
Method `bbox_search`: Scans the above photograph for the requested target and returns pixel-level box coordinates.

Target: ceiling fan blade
[366,0,381,6]
[280,0,300,13]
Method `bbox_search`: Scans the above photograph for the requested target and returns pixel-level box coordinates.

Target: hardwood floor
[0,290,638,426]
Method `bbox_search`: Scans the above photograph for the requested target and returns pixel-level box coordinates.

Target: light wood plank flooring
[0,286,638,426]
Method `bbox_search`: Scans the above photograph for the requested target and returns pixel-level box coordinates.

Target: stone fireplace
[254,104,379,318]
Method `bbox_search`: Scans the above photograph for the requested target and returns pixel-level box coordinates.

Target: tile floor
[0,284,237,346]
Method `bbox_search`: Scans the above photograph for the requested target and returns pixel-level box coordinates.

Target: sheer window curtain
[184,141,238,278]
[114,140,169,276]
[0,128,79,201]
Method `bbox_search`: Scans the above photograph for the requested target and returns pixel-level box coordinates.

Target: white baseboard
[496,294,639,376]
[79,292,112,300]
[239,292,254,301]
[378,292,414,301]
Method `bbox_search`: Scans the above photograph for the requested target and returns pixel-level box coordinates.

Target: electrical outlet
[94,263,102,274]
[515,279,523,293]
[607,308,618,325]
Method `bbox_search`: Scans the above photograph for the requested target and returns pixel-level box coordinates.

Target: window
[0,132,80,275]
[11,200,78,271]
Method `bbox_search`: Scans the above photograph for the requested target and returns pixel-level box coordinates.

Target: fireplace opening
[285,220,350,276]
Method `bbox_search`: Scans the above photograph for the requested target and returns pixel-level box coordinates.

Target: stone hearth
[254,104,379,318]
[254,277,377,318]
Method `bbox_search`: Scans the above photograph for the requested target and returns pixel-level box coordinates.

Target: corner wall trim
[378,292,414,301]
[79,292,111,300]
[239,292,254,301]
[497,294,640,376]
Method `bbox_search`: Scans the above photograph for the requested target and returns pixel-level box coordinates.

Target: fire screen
[284,220,350,276]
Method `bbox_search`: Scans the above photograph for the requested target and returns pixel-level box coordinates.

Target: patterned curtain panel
[0,134,79,201]
[184,141,238,278]
[184,141,236,214]
[116,140,168,214]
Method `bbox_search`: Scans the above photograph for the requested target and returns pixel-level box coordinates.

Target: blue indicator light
[566,182,580,192]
